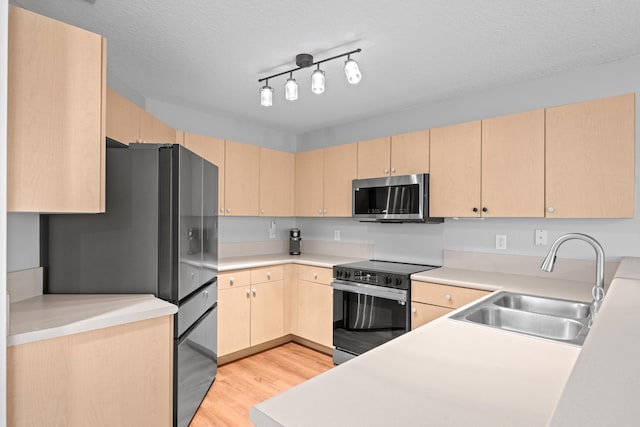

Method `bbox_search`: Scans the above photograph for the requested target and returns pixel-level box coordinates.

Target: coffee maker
[289,228,301,255]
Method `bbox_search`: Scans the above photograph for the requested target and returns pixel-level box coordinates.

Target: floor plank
[190,343,334,427]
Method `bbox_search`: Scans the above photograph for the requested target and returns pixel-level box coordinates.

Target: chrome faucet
[541,233,605,326]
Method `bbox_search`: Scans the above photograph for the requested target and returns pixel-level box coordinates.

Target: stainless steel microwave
[352,173,443,223]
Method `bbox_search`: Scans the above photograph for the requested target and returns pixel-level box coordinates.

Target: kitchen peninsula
[250,257,640,426]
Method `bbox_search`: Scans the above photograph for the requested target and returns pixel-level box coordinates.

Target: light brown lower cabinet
[217,267,285,358]
[7,316,173,427]
[296,279,333,348]
[411,302,453,330]
[411,281,491,329]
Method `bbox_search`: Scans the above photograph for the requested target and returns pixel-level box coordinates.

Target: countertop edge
[8,296,177,347]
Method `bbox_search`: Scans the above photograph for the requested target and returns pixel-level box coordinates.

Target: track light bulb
[260,83,273,107]
[344,58,361,84]
[311,67,325,94]
[285,74,298,101]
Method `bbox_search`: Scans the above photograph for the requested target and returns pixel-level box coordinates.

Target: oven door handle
[331,281,407,302]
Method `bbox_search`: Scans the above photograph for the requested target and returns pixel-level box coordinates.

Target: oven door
[332,280,409,364]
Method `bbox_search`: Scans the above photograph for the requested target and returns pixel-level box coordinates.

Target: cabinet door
[324,143,357,217]
[482,110,545,217]
[250,281,285,346]
[8,6,106,213]
[260,148,295,216]
[429,121,482,217]
[411,302,452,330]
[106,87,141,145]
[138,109,176,143]
[218,287,251,356]
[391,129,429,175]
[546,94,635,218]
[357,137,391,179]
[297,280,333,347]
[225,140,260,216]
[295,149,325,216]
[183,133,226,215]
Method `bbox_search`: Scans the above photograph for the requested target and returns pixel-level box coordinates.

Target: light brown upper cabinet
[106,87,140,145]
[546,94,635,218]
[8,6,106,213]
[183,132,226,214]
[324,143,358,216]
[429,121,482,217]
[106,86,176,145]
[225,140,260,216]
[295,144,357,217]
[295,149,325,216]
[481,110,545,217]
[138,109,176,144]
[357,131,429,179]
[260,148,295,216]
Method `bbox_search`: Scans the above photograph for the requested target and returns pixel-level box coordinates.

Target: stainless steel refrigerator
[45,142,218,427]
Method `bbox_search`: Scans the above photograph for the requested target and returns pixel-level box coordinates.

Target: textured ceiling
[11,0,640,133]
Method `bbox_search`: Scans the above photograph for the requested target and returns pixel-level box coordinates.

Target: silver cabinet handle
[226,208,231,213]
[391,167,396,173]
[267,272,271,279]
[313,272,318,279]
[323,209,327,214]
[318,209,322,214]
[203,290,209,299]
[384,168,389,174]
[229,277,235,285]
[411,307,417,313]
[261,208,265,214]
[547,207,555,213]
[246,289,251,297]
[444,294,452,302]
[220,207,224,213]
[252,288,257,297]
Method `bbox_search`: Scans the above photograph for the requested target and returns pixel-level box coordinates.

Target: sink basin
[492,293,591,320]
[450,291,590,346]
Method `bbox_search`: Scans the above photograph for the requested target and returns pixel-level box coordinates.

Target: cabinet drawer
[411,281,490,308]
[218,270,251,290]
[297,265,332,285]
[251,265,284,284]
[411,302,453,330]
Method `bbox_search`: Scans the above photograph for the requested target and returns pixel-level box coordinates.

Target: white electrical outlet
[334,230,341,241]
[269,220,276,239]
[535,229,548,246]
[495,234,507,250]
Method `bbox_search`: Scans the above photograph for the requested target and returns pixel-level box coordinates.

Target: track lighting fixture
[344,55,361,85]
[260,79,273,107]
[258,48,361,106]
[285,72,298,101]
[311,65,325,94]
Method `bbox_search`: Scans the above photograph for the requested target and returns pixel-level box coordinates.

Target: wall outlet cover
[495,234,507,250]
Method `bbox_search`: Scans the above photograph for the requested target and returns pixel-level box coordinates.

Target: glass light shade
[311,69,325,94]
[260,85,273,107]
[285,77,298,101]
[344,58,361,84]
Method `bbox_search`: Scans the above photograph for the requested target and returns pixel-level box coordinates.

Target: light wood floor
[190,343,334,427]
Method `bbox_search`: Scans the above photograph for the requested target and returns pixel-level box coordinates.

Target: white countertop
[219,253,364,271]
[8,294,177,346]
[251,257,640,427]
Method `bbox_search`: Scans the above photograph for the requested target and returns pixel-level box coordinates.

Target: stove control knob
[335,269,342,279]
[344,271,351,279]
[384,276,392,285]
[395,277,404,287]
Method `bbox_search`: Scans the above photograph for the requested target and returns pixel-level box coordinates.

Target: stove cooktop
[333,260,440,290]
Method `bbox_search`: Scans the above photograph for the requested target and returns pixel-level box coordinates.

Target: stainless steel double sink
[450,291,591,346]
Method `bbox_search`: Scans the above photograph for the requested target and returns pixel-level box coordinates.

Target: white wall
[294,56,640,264]
[146,98,297,152]
[6,213,38,272]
